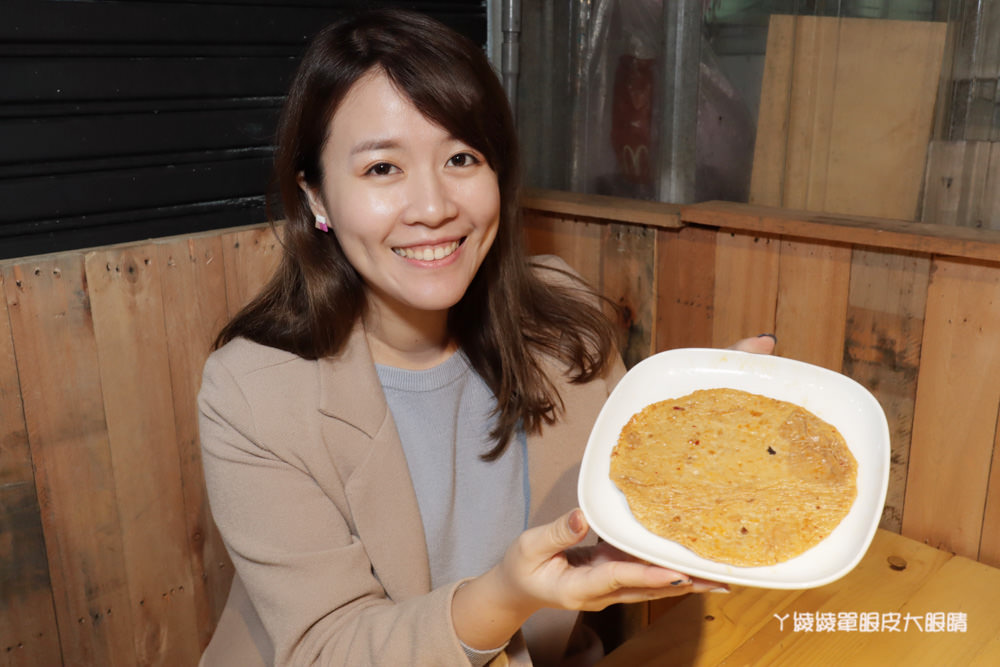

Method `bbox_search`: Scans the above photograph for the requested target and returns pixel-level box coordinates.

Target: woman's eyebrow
[350,138,400,155]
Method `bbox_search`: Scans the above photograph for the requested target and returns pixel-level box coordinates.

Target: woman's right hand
[451,508,723,651]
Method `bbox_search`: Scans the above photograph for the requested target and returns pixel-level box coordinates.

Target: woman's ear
[297,173,330,232]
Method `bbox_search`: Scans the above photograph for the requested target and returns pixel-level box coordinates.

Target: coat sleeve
[198,352,476,666]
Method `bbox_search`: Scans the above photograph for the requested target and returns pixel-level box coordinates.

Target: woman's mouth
[392,239,462,261]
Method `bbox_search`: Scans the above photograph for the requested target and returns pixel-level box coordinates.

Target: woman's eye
[448,152,480,168]
[365,162,398,176]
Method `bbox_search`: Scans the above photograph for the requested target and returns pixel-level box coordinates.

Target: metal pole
[501,0,521,115]
[657,0,701,204]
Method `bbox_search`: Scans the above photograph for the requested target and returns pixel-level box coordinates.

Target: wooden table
[597,529,1000,666]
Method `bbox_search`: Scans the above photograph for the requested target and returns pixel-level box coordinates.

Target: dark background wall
[1,0,487,260]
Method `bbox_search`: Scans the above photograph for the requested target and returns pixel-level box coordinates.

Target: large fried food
[609,388,857,567]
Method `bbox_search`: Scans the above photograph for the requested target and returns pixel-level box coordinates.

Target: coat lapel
[316,324,432,600]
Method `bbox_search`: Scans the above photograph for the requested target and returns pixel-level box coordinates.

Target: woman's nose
[403,168,458,227]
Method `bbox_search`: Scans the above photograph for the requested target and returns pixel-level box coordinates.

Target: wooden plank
[903,257,1000,557]
[2,255,135,666]
[600,224,655,368]
[521,188,683,229]
[921,140,994,228]
[781,15,839,212]
[711,230,780,347]
[0,270,62,667]
[923,140,979,227]
[822,18,945,220]
[773,239,852,371]
[856,555,1000,666]
[683,200,1000,265]
[981,421,1000,568]
[85,247,201,665]
[603,530,952,666]
[842,249,929,533]
[654,226,716,352]
[748,13,794,207]
[221,225,283,316]
[522,211,604,291]
[750,16,947,221]
[976,142,1000,230]
[719,529,953,666]
[156,237,234,648]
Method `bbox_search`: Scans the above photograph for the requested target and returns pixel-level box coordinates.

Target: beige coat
[198,313,624,666]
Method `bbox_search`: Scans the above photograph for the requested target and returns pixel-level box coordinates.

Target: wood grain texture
[599,530,955,666]
[903,257,1000,558]
[522,189,682,229]
[774,239,852,371]
[711,230,780,347]
[600,224,655,368]
[684,200,1000,263]
[781,15,839,212]
[981,424,1000,568]
[523,211,604,291]
[842,249,929,532]
[654,226,716,351]
[750,15,946,221]
[85,247,201,666]
[3,256,136,667]
[748,13,794,207]
[921,140,995,227]
[220,225,283,317]
[0,271,62,667]
[156,237,234,648]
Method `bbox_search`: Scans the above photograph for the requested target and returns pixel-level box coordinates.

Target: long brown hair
[215,9,617,458]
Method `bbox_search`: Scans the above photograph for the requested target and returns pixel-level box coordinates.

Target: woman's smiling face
[302,69,501,325]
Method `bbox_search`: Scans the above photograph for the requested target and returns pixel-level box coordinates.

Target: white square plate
[578,348,890,589]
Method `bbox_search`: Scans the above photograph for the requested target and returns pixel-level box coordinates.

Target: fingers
[728,333,776,355]
[534,508,590,558]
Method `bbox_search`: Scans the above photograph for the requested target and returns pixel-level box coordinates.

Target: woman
[198,9,769,666]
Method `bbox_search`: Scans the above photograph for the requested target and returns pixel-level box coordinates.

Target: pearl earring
[314,215,329,232]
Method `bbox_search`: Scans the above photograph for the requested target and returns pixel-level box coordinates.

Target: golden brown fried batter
[610,388,857,567]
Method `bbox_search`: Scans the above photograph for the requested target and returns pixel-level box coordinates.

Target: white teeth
[393,241,460,261]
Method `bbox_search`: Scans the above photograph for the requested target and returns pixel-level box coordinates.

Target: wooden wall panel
[523,211,604,291]
[748,13,794,207]
[781,15,840,213]
[0,272,61,666]
[601,224,656,368]
[85,248,201,666]
[842,249,929,532]
[751,16,946,221]
[157,237,234,647]
[921,140,995,227]
[2,256,135,666]
[903,257,1000,558]
[221,226,283,316]
[712,231,780,346]
[774,240,852,371]
[654,226,716,351]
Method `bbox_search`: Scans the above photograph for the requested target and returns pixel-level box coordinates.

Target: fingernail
[710,587,730,594]
[757,333,777,342]
[568,510,584,534]
[670,579,692,586]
